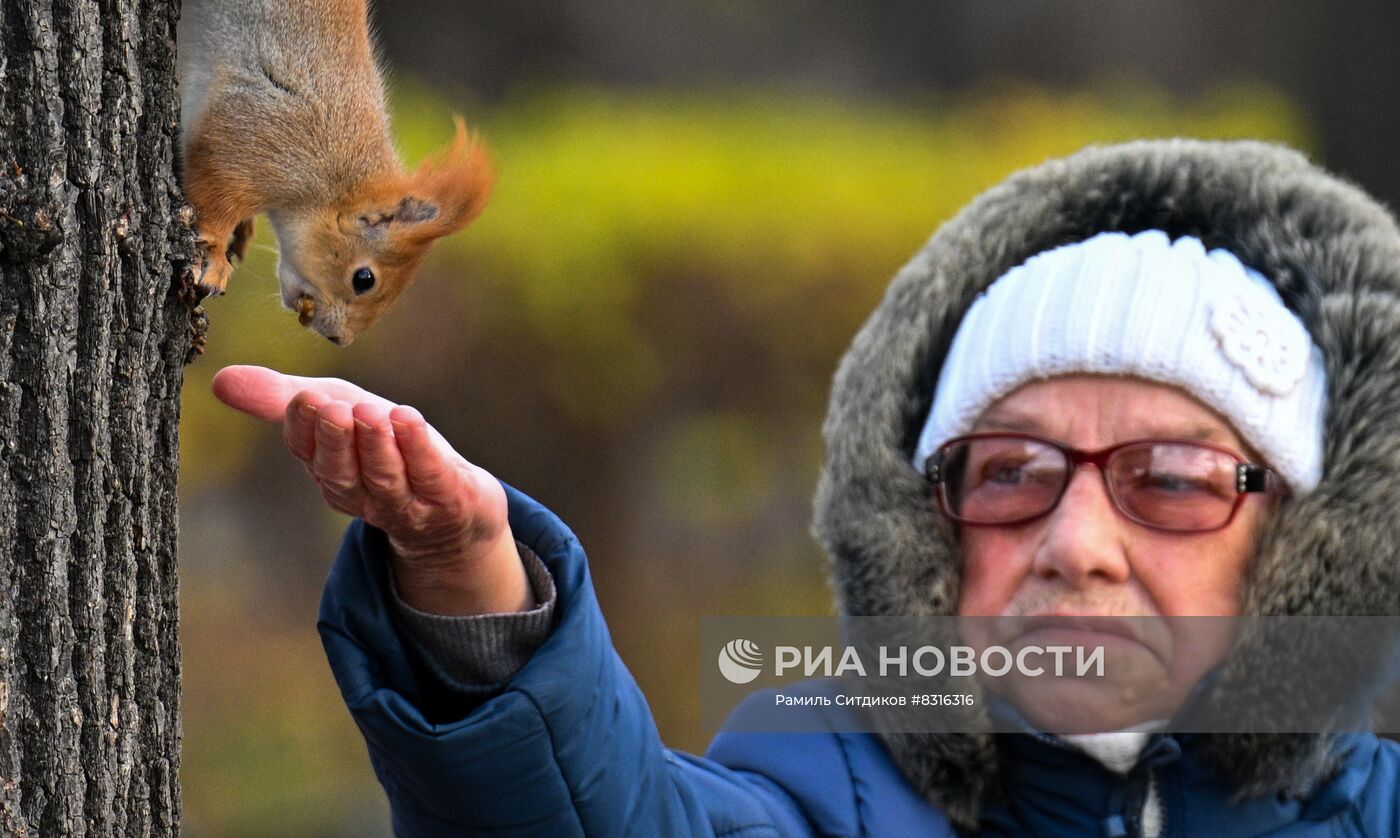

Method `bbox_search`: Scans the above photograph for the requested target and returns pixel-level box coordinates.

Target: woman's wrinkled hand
[210,365,531,616]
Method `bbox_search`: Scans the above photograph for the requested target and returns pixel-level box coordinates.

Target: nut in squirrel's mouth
[294,295,316,327]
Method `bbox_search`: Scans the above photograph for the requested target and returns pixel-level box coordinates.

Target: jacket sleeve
[389,541,557,695]
[317,481,821,837]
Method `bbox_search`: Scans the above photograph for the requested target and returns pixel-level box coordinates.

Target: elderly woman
[217,140,1400,836]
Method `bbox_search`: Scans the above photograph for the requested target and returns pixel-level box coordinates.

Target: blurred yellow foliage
[183,80,1308,488]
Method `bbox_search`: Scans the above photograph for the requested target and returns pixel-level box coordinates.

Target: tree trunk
[0,0,200,834]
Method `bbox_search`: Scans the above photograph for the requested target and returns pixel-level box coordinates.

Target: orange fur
[261,117,496,344]
[397,117,496,243]
[178,0,496,344]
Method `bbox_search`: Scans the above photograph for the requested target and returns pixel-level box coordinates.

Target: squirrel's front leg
[229,217,255,264]
[182,124,261,296]
[194,221,237,295]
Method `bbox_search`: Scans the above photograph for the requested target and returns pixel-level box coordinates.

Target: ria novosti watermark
[719,639,1103,684]
[699,616,1400,735]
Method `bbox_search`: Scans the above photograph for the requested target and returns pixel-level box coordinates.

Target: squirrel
[178,0,495,345]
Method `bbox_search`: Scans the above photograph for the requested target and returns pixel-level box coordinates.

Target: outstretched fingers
[212,365,397,423]
[353,401,410,501]
[284,390,331,463]
[312,400,364,512]
[390,405,461,505]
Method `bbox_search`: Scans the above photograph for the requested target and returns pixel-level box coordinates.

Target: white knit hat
[912,230,1328,491]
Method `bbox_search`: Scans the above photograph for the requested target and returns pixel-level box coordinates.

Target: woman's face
[954,375,1274,731]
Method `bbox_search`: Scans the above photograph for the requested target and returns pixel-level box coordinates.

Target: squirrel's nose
[326,334,342,345]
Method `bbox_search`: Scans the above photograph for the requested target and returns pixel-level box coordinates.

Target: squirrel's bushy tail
[399,116,496,242]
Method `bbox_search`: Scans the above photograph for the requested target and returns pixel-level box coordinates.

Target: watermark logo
[718,639,764,684]
[701,616,1400,735]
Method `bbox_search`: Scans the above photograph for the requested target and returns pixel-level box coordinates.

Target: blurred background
[176,2,1400,834]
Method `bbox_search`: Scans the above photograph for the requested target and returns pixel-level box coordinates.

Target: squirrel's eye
[352,267,376,295]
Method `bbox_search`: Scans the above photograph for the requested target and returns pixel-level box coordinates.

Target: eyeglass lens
[938,437,1240,531]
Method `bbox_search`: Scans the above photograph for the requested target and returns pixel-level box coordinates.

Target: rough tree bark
[0,0,202,834]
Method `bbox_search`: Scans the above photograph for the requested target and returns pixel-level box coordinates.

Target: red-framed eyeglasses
[925,432,1286,533]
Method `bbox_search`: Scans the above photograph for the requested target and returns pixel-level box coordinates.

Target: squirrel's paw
[194,234,234,297]
[228,218,255,263]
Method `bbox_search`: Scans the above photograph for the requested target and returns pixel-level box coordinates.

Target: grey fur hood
[812,139,1400,828]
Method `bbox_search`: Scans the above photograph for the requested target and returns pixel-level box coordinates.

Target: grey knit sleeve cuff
[390,542,557,696]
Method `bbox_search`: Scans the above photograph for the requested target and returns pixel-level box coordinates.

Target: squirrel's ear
[397,116,496,241]
[339,197,439,237]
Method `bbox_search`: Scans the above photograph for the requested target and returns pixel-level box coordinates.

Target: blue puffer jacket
[318,484,1400,837]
